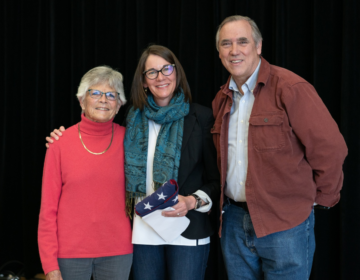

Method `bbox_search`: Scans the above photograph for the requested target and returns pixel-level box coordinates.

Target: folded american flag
[135,179,179,217]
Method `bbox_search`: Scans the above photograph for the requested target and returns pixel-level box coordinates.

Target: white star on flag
[172,195,178,203]
[144,202,153,210]
[157,192,167,200]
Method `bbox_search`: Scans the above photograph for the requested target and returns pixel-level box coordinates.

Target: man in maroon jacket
[212,15,347,280]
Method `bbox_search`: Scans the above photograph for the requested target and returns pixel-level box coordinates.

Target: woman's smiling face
[143,54,177,107]
[80,83,120,122]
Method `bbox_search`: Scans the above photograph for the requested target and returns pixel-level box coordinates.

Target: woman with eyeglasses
[125,45,220,280]
[38,66,133,280]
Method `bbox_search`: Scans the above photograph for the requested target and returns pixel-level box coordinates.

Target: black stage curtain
[1,1,359,279]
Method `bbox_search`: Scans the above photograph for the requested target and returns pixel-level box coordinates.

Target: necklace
[78,123,114,155]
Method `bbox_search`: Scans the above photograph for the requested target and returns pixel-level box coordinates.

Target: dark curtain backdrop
[1,0,359,279]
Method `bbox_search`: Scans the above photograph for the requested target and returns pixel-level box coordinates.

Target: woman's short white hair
[76,66,127,107]
[215,15,263,51]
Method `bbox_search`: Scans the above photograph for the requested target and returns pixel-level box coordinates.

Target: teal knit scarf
[124,91,189,214]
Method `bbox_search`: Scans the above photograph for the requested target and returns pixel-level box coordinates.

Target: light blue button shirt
[225,60,261,202]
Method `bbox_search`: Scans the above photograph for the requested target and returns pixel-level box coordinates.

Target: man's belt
[226,196,249,212]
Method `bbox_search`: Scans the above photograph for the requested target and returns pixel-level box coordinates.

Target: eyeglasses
[87,89,119,101]
[143,64,176,80]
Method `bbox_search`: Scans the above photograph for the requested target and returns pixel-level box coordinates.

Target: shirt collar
[228,59,262,94]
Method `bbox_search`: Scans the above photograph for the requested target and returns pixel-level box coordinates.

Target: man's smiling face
[218,20,262,87]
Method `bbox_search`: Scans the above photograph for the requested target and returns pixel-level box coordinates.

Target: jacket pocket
[249,113,286,152]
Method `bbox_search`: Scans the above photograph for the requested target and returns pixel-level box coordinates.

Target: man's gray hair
[215,15,263,51]
[76,66,127,107]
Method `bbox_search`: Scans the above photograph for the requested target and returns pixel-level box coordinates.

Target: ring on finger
[177,213,180,216]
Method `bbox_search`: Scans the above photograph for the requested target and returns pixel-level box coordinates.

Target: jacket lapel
[181,109,196,152]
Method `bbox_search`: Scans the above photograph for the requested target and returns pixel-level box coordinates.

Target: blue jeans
[221,203,315,280]
[58,254,133,280]
[133,244,210,280]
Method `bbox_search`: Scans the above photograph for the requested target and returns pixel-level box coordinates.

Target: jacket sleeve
[38,145,62,274]
[281,82,348,207]
[211,91,226,175]
[197,107,221,202]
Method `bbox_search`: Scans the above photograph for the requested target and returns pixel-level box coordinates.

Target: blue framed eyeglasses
[87,89,119,101]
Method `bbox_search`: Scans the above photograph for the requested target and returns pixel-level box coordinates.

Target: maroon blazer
[212,58,347,238]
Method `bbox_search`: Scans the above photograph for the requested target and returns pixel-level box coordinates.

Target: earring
[144,88,148,93]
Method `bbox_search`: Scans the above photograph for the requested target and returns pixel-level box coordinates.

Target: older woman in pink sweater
[38,66,133,280]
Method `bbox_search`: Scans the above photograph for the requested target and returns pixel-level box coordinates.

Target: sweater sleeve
[281,82,348,207]
[38,145,62,274]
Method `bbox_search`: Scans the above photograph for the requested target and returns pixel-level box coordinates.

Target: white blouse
[132,119,212,246]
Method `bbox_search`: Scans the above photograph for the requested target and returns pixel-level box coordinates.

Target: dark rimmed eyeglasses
[143,64,176,80]
[87,89,119,101]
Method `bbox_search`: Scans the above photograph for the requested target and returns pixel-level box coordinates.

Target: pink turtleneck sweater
[38,115,132,275]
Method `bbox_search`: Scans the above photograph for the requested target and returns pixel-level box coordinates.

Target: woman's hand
[162,195,196,217]
[45,126,66,148]
[46,270,63,280]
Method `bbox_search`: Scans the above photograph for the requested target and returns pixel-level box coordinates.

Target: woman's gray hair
[76,66,127,107]
[215,15,263,51]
